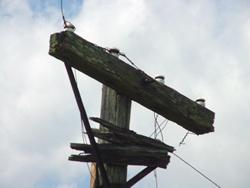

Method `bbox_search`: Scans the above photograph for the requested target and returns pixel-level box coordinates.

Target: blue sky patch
[28,0,83,18]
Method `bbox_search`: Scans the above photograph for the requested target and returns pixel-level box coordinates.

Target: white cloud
[1,0,250,187]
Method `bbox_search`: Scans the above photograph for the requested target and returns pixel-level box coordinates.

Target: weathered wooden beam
[70,143,169,158]
[91,128,175,152]
[90,117,134,134]
[49,31,215,134]
[69,153,169,169]
[90,117,174,151]
[88,118,175,152]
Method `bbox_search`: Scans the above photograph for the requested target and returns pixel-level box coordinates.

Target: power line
[60,0,66,25]
[172,152,221,188]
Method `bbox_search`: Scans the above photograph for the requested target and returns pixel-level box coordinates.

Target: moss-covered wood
[49,31,215,134]
[69,152,169,169]
[69,143,170,169]
[69,118,173,169]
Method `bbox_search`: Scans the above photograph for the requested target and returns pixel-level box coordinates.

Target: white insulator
[155,75,165,84]
[196,98,206,107]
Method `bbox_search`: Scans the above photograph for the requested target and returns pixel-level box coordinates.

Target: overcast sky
[1,0,250,187]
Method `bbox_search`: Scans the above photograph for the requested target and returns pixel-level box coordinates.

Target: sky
[1,0,250,187]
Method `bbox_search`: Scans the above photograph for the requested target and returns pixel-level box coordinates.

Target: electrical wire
[60,0,76,31]
[119,53,140,70]
[154,113,164,141]
[104,48,140,70]
[149,113,220,188]
[60,0,67,25]
[152,113,165,188]
[153,170,158,188]
[149,119,168,138]
[179,131,196,146]
[172,152,221,188]
[150,114,168,139]
[179,131,190,146]
[81,120,95,180]
[156,119,168,138]
[175,127,221,187]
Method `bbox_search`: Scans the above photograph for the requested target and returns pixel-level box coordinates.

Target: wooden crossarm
[49,31,215,134]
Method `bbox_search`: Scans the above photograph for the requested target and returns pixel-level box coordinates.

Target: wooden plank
[91,129,174,152]
[88,127,175,153]
[70,143,169,158]
[90,117,134,134]
[90,117,174,152]
[69,154,169,169]
[49,31,215,134]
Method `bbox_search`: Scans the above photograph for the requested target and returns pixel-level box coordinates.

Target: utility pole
[91,49,132,187]
[49,31,215,188]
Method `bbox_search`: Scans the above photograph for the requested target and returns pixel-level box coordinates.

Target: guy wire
[172,152,221,188]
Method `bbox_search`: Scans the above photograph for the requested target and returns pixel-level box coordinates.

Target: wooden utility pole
[49,31,215,188]
[91,49,132,187]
